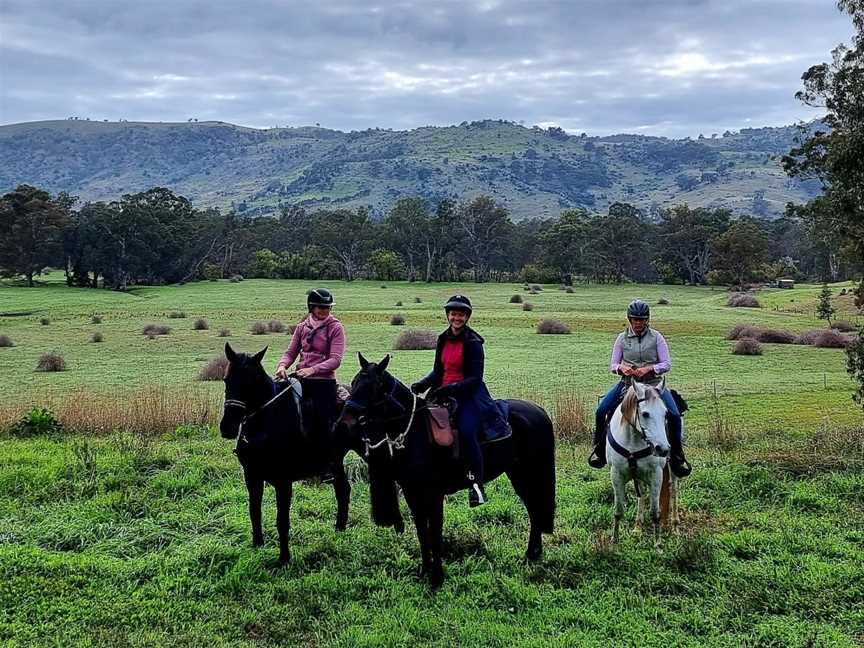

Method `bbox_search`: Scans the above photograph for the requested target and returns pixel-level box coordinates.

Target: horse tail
[508,400,556,534]
[368,459,402,529]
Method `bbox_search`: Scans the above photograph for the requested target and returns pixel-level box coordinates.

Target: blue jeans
[593,381,683,451]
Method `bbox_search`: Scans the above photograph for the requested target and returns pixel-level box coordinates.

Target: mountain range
[0,118,823,219]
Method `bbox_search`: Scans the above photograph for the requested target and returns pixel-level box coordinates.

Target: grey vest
[617,327,662,386]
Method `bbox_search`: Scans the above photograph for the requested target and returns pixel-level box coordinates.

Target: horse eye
[642,412,650,418]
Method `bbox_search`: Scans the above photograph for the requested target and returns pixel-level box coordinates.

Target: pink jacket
[277,315,346,380]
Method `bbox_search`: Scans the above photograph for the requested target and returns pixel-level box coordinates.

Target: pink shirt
[278,314,346,380]
[609,329,671,375]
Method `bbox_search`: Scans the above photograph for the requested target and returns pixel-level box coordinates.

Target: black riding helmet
[307,288,334,310]
[627,299,650,319]
[444,294,472,314]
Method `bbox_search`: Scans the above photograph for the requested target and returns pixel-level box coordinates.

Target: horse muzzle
[654,445,670,458]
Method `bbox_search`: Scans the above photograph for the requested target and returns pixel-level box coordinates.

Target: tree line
[0,183,860,290]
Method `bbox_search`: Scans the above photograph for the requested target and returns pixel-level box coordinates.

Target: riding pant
[299,377,337,449]
[453,397,484,485]
[593,381,683,451]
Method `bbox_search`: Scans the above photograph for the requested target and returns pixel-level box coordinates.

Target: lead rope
[364,392,417,457]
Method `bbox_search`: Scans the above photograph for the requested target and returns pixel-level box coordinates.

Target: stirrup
[587,446,606,469]
[469,482,487,507]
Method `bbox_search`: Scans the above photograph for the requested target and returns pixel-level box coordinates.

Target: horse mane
[621,386,638,423]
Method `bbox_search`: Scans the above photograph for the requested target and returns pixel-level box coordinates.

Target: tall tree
[310,208,374,281]
[711,220,769,287]
[0,185,71,286]
[538,209,591,282]
[452,196,514,282]
[659,205,730,284]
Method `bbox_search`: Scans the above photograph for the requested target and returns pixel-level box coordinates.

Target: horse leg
[669,475,680,534]
[506,464,546,563]
[610,468,627,544]
[649,468,663,551]
[332,461,351,532]
[244,469,265,547]
[274,481,294,565]
[426,493,445,589]
[404,490,431,579]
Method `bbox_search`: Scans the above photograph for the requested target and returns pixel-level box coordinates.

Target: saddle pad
[480,400,512,444]
[426,405,455,447]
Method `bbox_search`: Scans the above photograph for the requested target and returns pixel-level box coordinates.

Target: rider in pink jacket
[276,288,346,481]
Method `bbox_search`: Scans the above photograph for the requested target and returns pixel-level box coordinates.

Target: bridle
[607,391,667,495]
[223,379,298,439]
[345,375,421,457]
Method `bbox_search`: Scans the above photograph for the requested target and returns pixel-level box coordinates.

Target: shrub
[813,330,851,349]
[552,392,589,442]
[218,328,231,337]
[757,329,795,344]
[794,329,821,345]
[229,274,243,283]
[168,311,187,319]
[36,352,67,372]
[193,318,209,331]
[39,317,50,326]
[565,287,574,294]
[832,320,857,332]
[727,293,760,308]
[537,319,571,334]
[395,301,403,307]
[197,355,228,381]
[0,335,13,348]
[142,324,171,336]
[250,321,269,335]
[90,332,104,343]
[91,315,103,324]
[390,314,406,326]
[727,324,762,340]
[732,338,762,355]
[267,319,286,333]
[381,284,387,289]
[530,284,543,292]
[522,302,534,311]
[12,407,62,437]
[286,324,297,335]
[509,294,523,304]
[657,298,669,305]
[393,329,437,350]
[414,297,422,303]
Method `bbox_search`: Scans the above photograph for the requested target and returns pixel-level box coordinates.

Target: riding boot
[667,416,692,478]
[587,414,608,469]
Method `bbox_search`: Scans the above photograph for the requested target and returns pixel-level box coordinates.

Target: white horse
[607,379,675,548]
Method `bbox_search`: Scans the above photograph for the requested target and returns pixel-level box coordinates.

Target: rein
[362,392,418,458]
[224,379,299,439]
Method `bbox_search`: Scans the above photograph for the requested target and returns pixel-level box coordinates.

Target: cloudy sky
[0,0,853,138]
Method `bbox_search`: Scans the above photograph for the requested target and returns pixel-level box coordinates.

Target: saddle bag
[426,404,456,447]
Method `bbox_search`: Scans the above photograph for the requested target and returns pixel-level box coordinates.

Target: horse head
[623,380,670,457]
[220,342,271,439]
[338,352,408,450]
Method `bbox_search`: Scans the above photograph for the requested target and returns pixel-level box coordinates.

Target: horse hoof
[394,520,405,534]
[252,537,265,548]
[428,570,444,590]
[524,547,542,563]
[335,521,347,532]
[279,553,291,566]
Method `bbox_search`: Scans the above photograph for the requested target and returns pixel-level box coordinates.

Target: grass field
[1,275,862,646]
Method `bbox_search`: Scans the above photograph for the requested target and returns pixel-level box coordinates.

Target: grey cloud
[0,0,854,137]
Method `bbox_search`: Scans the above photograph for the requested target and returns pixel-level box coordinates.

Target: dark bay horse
[338,354,556,587]
[219,343,351,564]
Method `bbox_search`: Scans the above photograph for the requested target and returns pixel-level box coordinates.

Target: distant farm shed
[777,279,795,289]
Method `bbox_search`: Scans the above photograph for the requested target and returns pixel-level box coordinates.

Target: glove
[410,382,425,395]
[432,385,453,400]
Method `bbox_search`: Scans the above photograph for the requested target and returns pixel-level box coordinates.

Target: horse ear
[358,352,369,369]
[252,346,268,364]
[378,354,391,373]
[225,342,237,362]
[633,380,646,400]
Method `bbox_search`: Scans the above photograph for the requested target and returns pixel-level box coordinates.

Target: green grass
[0,275,862,646]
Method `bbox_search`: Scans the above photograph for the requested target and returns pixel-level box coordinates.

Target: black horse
[338,354,556,587]
[219,343,351,564]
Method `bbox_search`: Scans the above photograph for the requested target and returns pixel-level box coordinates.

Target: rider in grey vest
[588,299,691,477]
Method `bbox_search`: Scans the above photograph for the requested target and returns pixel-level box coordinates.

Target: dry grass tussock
[704,395,743,450]
[831,320,857,332]
[550,392,590,443]
[509,294,523,304]
[1,385,221,435]
[0,335,13,348]
[537,318,571,334]
[727,293,760,308]
[728,324,795,344]
[393,329,437,350]
[813,329,852,349]
[749,422,864,476]
[142,324,171,336]
[36,352,66,372]
[390,314,405,325]
[197,355,228,381]
[193,318,209,331]
[732,338,762,355]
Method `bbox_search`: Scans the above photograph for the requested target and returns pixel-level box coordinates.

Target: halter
[346,375,421,458]
[607,395,656,496]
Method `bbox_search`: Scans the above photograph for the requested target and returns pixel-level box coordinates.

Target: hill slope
[0,119,822,218]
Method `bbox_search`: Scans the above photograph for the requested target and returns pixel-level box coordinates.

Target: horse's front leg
[649,467,663,550]
[332,458,351,532]
[610,467,627,544]
[404,489,431,579]
[669,475,680,534]
[426,493,445,589]
[243,468,265,547]
[274,480,294,565]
